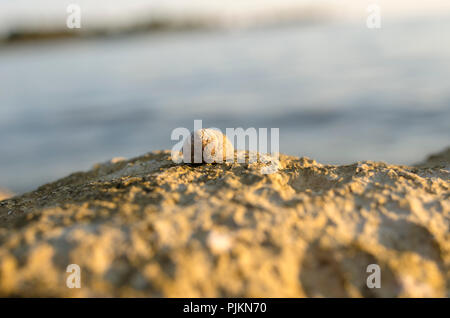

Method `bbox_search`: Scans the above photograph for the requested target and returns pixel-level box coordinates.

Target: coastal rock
[0,149,448,297]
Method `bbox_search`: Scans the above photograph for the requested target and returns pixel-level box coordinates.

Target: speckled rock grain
[0,149,449,297]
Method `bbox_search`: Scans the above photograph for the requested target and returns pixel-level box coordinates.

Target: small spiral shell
[182,129,234,163]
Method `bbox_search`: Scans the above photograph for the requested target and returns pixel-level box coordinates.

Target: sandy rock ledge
[0,149,449,297]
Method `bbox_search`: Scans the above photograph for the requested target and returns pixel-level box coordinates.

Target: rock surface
[0,149,449,297]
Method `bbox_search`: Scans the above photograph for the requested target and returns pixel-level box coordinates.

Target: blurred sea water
[1,14,450,193]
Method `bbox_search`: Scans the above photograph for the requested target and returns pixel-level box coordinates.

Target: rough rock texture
[0,149,449,297]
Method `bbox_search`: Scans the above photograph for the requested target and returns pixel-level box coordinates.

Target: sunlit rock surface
[0,149,448,297]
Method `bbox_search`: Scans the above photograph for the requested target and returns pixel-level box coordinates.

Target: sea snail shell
[182,129,234,164]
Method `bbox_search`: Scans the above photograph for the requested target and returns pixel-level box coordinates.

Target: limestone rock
[0,149,448,297]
